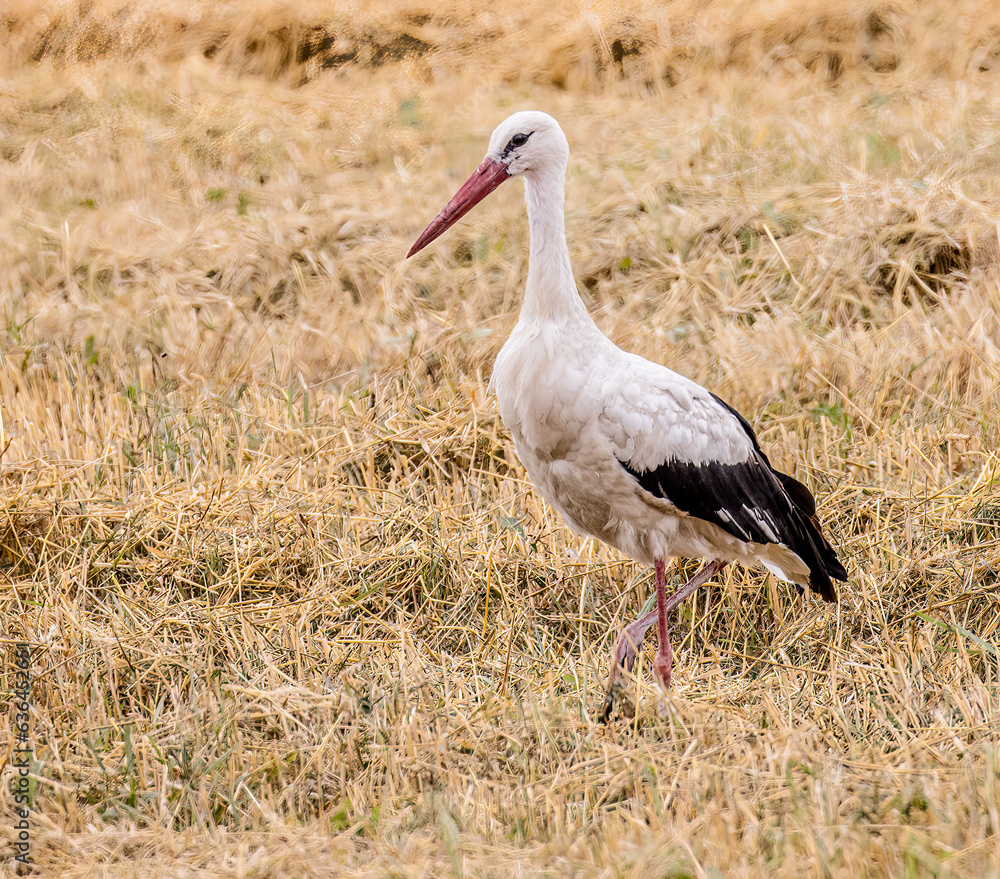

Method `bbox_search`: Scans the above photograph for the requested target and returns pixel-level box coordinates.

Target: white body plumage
[490,308,810,581]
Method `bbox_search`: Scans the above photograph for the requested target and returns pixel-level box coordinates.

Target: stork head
[407,111,567,257]
[485,110,569,178]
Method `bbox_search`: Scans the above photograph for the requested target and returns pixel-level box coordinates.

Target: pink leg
[652,558,674,692]
[601,559,727,721]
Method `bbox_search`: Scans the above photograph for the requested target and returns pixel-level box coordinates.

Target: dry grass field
[1,0,1000,875]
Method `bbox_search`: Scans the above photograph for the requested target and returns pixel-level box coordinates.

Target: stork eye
[508,132,531,150]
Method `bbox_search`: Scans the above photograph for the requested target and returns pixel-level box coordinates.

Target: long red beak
[407,158,510,257]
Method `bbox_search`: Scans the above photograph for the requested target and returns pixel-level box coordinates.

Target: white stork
[407,111,846,720]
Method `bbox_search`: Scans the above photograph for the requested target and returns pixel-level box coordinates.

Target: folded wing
[603,369,845,600]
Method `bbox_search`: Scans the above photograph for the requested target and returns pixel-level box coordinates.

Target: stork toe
[600,682,635,723]
[600,632,641,722]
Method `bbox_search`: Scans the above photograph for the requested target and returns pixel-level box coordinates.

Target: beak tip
[405,157,509,261]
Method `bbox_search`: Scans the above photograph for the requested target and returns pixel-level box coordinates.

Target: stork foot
[600,622,649,722]
[600,684,635,723]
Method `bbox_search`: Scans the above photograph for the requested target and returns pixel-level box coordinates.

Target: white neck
[520,169,590,325]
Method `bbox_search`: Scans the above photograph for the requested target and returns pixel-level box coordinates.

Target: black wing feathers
[710,393,846,586]
[774,470,816,519]
[618,393,845,601]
